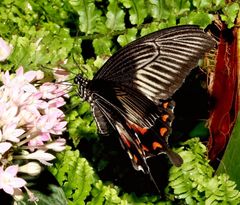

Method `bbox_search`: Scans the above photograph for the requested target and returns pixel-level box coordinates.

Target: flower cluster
[0,66,68,201]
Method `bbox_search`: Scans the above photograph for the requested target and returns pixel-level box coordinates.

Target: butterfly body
[75,25,215,175]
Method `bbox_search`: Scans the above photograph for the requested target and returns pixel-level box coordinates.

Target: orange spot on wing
[152,142,163,150]
[161,114,169,122]
[162,102,169,109]
[142,144,149,152]
[160,127,168,136]
[129,123,148,135]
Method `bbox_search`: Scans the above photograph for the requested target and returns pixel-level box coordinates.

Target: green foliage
[69,0,107,34]
[49,147,166,204]
[216,114,240,190]
[168,138,240,204]
[49,147,95,205]
[48,140,240,204]
[220,2,240,28]
[106,0,125,31]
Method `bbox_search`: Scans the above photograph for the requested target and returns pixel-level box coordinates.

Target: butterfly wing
[94,25,215,104]
[89,82,182,170]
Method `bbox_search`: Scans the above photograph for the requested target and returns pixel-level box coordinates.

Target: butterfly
[74,25,215,183]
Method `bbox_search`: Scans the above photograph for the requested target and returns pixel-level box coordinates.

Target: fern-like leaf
[49,147,95,205]
[168,138,240,204]
[106,0,125,31]
[119,0,148,25]
[69,0,107,34]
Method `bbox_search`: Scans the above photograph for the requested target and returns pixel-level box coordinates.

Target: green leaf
[117,28,137,47]
[106,0,125,31]
[192,0,212,9]
[168,138,240,204]
[49,148,95,205]
[93,37,112,56]
[170,0,190,16]
[189,121,209,138]
[69,0,107,34]
[216,114,240,190]
[180,11,213,28]
[119,0,148,25]
[148,0,171,20]
[220,2,240,28]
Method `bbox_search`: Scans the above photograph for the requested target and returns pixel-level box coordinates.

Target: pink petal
[5,165,18,176]
[0,142,12,154]
[24,71,38,82]
[48,97,65,108]
[12,178,26,188]
[0,38,12,61]
[3,185,14,195]
[16,67,24,76]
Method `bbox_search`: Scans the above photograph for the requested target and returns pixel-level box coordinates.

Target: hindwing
[90,83,182,171]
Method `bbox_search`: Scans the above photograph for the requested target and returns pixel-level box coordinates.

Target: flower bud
[19,162,41,176]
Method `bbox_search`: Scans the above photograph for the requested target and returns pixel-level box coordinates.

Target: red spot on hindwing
[162,102,169,109]
[161,114,169,122]
[127,122,148,135]
[159,127,168,137]
[152,142,163,150]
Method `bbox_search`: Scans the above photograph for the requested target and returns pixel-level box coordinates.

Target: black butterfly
[74,25,215,182]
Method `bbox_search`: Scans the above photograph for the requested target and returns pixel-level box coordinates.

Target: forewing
[94,25,215,104]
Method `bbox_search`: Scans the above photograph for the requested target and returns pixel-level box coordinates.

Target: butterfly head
[74,74,90,101]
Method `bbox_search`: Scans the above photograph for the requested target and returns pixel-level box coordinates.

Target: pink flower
[39,82,69,99]
[35,108,66,134]
[0,165,26,195]
[22,150,55,166]
[0,123,25,142]
[15,67,44,83]
[0,142,12,154]
[39,83,59,99]
[0,104,19,126]
[0,38,12,61]
[28,132,51,151]
[46,138,66,152]
[48,97,66,108]
[0,67,67,200]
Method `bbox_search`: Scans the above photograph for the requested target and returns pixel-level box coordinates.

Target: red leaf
[208,23,239,161]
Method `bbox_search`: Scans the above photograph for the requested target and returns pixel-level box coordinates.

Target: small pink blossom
[35,107,66,134]
[22,150,55,166]
[39,82,58,99]
[0,142,12,154]
[0,104,19,126]
[28,133,51,151]
[0,165,26,195]
[48,97,66,108]
[0,123,25,142]
[0,38,12,61]
[46,138,66,152]
[15,67,44,83]
[39,82,69,99]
